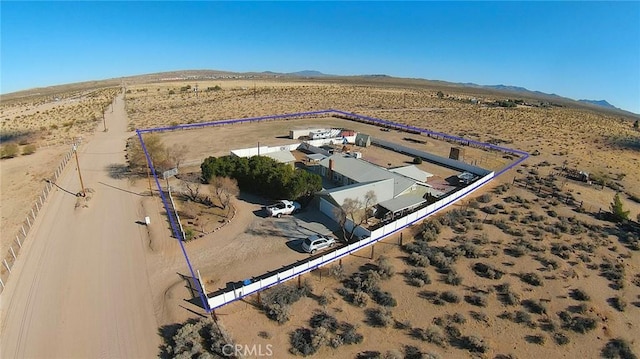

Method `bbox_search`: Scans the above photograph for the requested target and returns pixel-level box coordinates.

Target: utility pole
[103,111,107,132]
[73,144,86,197]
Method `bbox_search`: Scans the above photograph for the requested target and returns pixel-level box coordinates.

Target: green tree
[610,192,630,222]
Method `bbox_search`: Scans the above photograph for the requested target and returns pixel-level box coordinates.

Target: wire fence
[0,140,81,293]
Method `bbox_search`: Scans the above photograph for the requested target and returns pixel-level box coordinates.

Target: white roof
[319,179,395,208]
[264,151,296,163]
[389,165,433,182]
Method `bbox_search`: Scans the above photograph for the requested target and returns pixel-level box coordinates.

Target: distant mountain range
[577,99,618,110]
[268,71,623,112]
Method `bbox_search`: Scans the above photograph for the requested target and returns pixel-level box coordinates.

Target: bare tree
[182,181,201,202]
[363,190,377,223]
[167,144,188,169]
[211,177,240,214]
[334,191,377,243]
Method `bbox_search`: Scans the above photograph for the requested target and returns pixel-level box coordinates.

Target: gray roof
[389,165,433,182]
[319,154,415,197]
[264,151,296,163]
[378,194,426,213]
[319,179,394,208]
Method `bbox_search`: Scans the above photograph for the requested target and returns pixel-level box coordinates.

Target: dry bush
[405,268,431,287]
[601,338,637,359]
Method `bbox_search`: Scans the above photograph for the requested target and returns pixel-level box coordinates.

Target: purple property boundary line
[136,109,529,312]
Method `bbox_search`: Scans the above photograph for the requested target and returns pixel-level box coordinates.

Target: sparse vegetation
[601,338,637,359]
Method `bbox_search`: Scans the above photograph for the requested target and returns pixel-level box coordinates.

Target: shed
[264,151,296,165]
[355,133,371,147]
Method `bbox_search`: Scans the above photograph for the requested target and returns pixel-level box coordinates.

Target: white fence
[0,141,81,293]
[206,170,495,310]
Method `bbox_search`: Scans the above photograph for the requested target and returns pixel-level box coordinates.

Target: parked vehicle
[302,234,336,254]
[265,200,301,218]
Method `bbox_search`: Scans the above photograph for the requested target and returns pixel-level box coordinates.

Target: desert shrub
[570,288,591,301]
[309,311,339,332]
[338,322,363,345]
[22,144,36,155]
[376,255,395,279]
[513,310,535,328]
[329,264,345,279]
[601,338,637,359]
[472,262,504,280]
[444,271,463,286]
[551,242,572,259]
[553,332,570,345]
[407,252,430,267]
[520,272,543,286]
[505,245,528,257]
[470,311,488,323]
[461,335,489,353]
[347,270,381,294]
[609,296,627,312]
[456,241,481,258]
[500,291,520,306]
[372,289,397,307]
[159,317,236,359]
[412,326,447,348]
[465,294,488,307]
[600,260,626,290]
[406,269,431,287]
[404,345,424,359]
[559,313,597,334]
[0,143,19,159]
[440,291,461,303]
[290,328,317,356]
[526,334,546,345]
[522,299,547,314]
[482,205,499,215]
[366,307,394,327]
[318,291,336,306]
[262,284,308,323]
[413,156,423,164]
[478,193,493,203]
[352,290,369,308]
[357,351,382,359]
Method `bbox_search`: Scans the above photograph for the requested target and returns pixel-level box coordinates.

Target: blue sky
[2,1,639,113]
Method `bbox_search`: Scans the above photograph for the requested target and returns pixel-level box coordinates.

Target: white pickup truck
[265,200,301,218]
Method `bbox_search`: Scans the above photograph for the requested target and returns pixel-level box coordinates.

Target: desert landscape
[1,73,639,358]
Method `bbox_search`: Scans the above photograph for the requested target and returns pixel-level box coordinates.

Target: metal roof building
[388,165,433,183]
[317,154,416,197]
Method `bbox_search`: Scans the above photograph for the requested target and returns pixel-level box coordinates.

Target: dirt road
[0,93,159,358]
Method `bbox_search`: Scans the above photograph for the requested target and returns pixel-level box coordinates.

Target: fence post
[3,259,11,273]
[22,226,26,237]
[36,200,40,212]
[0,277,4,289]
[16,235,22,248]
[32,207,37,218]
[27,216,31,228]
[399,232,403,246]
[10,246,16,260]
[370,244,375,259]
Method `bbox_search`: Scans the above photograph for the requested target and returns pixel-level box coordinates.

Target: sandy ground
[0,93,159,358]
[1,78,638,358]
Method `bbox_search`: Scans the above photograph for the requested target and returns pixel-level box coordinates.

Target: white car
[302,234,336,254]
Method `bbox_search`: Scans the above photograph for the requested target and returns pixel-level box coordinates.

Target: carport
[377,194,426,220]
